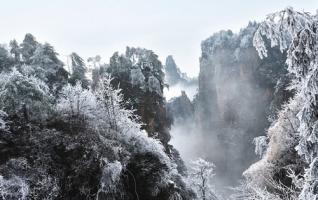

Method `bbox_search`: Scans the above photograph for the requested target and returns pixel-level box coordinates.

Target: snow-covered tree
[107,47,172,145]
[9,39,20,64]
[252,7,318,199]
[0,68,52,122]
[94,75,173,162]
[189,158,218,200]
[56,75,170,160]
[97,160,123,197]
[69,52,89,89]
[91,64,108,91]
[243,96,302,199]
[95,75,126,132]
[87,55,101,68]
[30,43,68,91]
[0,175,29,200]
[231,175,300,200]
[56,82,97,126]
[20,33,38,64]
[0,37,192,199]
[0,45,13,73]
[108,47,165,95]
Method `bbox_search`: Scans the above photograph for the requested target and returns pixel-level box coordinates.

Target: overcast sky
[1,0,317,76]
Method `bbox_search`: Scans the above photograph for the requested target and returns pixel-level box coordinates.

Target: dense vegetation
[1,6,318,200]
[0,35,194,200]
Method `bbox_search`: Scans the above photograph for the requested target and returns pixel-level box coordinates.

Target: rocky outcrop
[107,47,172,146]
[165,56,187,86]
[164,55,197,87]
[167,91,194,123]
[106,47,190,180]
[195,22,293,186]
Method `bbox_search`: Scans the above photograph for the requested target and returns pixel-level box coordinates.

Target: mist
[164,83,198,101]
[1,2,317,200]
[166,22,290,197]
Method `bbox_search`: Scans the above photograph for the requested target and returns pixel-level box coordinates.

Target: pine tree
[88,55,104,91]
[0,46,13,73]
[69,52,89,89]
[20,33,38,64]
[9,39,20,64]
[30,43,68,93]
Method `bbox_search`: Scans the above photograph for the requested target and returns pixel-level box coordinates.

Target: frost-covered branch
[189,158,218,200]
[253,7,318,199]
[0,68,52,121]
[0,175,29,200]
[0,110,7,130]
[253,7,313,59]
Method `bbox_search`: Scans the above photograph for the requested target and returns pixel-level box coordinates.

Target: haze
[1,0,317,77]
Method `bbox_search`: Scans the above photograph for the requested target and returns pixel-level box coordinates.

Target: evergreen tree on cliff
[107,47,171,145]
[0,38,194,199]
[20,33,38,64]
[9,39,20,64]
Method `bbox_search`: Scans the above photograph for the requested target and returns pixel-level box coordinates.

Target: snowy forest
[1,2,318,200]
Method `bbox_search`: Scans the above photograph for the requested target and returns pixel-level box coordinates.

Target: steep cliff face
[164,56,198,101]
[106,47,191,175]
[165,55,184,86]
[107,47,172,146]
[165,56,194,86]
[195,22,292,185]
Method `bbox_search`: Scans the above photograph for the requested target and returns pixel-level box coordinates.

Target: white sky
[1,0,317,77]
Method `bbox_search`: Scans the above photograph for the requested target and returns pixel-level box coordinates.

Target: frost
[0,175,29,200]
[57,75,174,171]
[201,30,235,55]
[130,67,145,86]
[252,7,318,199]
[298,158,318,200]
[0,68,52,121]
[239,34,252,48]
[237,161,301,200]
[253,7,313,59]
[0,110,7,130]
[110,47,165,96]
[56,82,97,121]
[0,36,187,199]
[147,75,162,95]
[97,160,123,197]
[188,158,218,200]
